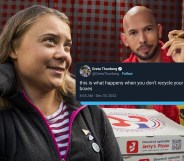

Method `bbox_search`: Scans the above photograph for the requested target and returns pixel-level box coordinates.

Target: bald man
[121,6,173,63]
[102,6,180,124]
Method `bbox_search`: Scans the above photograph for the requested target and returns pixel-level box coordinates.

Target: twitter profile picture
[80,65,91,77]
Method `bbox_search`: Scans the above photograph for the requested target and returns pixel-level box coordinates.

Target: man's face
[122,12,162,61]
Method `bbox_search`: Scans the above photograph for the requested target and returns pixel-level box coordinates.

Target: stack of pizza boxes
[103,108,184,161]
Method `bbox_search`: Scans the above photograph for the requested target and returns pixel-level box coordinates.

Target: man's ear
[158,24,162,39]
[121,33,129,47]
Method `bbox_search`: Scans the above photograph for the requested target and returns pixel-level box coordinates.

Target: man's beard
[133,43,160,61]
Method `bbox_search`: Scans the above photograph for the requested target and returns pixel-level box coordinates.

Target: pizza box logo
[107,114,165,132]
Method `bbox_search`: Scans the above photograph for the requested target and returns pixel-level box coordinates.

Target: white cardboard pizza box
[103,108,184,155]
[123,153,184,161]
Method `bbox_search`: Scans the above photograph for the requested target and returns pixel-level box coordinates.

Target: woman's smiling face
[10,14,72,91]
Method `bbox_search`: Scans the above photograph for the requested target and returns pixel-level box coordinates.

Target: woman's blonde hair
[0,5,75,108]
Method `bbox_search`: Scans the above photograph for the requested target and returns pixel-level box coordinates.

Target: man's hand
[162,30,184,62]
[168,30,184,40]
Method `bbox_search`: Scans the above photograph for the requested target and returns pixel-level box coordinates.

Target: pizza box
[123,153,184,161]
[103,108,184,155]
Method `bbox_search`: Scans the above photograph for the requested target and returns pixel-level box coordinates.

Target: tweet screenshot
[76,63,184,105]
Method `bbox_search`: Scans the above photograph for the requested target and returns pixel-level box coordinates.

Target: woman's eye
[65,40,72,47]
[44,38,56,44]
[64,41,72,51]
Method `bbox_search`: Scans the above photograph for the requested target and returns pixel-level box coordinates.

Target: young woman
[0,5,123,161]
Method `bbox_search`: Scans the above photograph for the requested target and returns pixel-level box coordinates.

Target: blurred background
[0,0,183,72]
